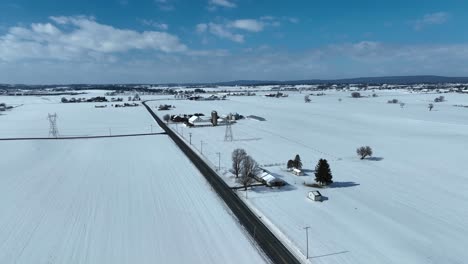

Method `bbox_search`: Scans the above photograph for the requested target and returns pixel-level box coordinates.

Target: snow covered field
[148,90,468,264]
[0,95,267,264]
[0,92,163,138]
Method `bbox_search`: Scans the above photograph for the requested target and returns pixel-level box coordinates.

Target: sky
[1,0,468,84]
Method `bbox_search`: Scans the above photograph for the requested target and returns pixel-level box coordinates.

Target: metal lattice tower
[224,117,233,142]
[48,113,59,138]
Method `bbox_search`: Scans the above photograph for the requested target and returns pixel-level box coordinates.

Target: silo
[211,110,218,126]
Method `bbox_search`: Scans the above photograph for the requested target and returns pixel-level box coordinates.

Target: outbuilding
[308,191,322,202]
[292,168,304,176]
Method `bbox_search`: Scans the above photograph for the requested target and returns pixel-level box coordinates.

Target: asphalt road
[143,101,302,264]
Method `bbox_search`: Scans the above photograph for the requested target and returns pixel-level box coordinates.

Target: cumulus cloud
[229,19,264,32]
[412,12,450,30]
[0,16,187,61]
[196,17,283,43]
[208,0,236,9]
[4,40,468,84]
[197,22,244,43]
[154,0,175,11]
[140,19,169,30]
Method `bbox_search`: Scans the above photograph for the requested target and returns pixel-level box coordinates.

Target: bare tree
[428,103,434,111]
[304,95,311,103]
[163,114,170,123]
[231,148,247,178]
[239,155,260,190]
[356,146,373,160]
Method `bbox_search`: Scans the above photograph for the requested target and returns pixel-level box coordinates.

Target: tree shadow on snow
[251,184,297,194]
[367,157,384,161]
[328,181,360,188]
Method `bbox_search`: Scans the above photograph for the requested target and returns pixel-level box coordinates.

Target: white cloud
[0,16,187,61]
[208,0,236,8]
[154,0,174,11]
[206,23,244,43]
[140,19,169,30]
[8,41,468,84]
[196,23,208,33]
[413,12,450,30]
[196,17,278,43]
[229,19,264,32]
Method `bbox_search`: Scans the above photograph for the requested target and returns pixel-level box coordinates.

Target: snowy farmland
[0,92,164,138]
[148,90,468,264]
[0,95,267,264]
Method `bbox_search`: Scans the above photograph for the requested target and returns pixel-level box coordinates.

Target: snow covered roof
[259,171,284,185]
[311,191,322,197]
[189,116,203,123]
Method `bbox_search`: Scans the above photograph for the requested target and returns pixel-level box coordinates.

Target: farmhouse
[258,170,285,187]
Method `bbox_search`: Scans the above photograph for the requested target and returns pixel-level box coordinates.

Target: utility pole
[304,226,310,259]
[150,124,153,133]
[216,152,221,171]
[189,133,192,145]
[200,140,204,155]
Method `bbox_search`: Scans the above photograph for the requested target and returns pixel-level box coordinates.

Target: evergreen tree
[315,159,333,185]
[287,159,294,169]
[293,154,302,169]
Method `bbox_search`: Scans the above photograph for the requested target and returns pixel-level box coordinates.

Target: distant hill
[212,76,468,86]
[3,75,468,88]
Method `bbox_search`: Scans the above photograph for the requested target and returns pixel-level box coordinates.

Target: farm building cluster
[169,111,243,127]
[0,103,13,112]
[174,94,227,101]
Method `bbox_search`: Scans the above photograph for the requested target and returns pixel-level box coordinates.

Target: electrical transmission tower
[48,113,59,138]
[224,119,233,142]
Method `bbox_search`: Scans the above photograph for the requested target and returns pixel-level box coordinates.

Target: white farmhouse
[259,171,285,187]
[292,168,304,176]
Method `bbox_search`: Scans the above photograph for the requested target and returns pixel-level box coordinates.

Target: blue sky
[1,0,467,84]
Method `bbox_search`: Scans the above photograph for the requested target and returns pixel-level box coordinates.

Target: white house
[308,191,322,202]
[292,168,304,176]
[259,171,285,187]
